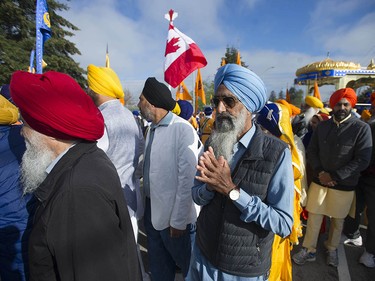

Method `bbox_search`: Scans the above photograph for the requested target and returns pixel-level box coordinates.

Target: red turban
[315,113,330,122]
[329,88,357,109]
[10,71,104,141]
[371,92,375,106]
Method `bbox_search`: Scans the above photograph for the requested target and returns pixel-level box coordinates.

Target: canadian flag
[164,10,207,88]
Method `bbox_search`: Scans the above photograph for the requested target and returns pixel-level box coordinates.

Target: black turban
[142,77,175,111]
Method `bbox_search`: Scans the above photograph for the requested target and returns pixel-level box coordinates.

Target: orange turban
[10,71,104,141]
[329,88,357,109]
[361,109,371,122]
[276,99,301,117]
[275,99,292,116]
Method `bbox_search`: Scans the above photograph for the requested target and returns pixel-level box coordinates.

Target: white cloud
[59,0,374,104]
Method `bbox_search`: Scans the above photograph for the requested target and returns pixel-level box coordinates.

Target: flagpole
[35,0,51,74]
[35,0,43,74]
[193,70,196,114]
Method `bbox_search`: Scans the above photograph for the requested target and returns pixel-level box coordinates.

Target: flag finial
[165,9,178,22]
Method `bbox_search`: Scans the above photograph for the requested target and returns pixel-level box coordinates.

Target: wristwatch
[228,187,240,201]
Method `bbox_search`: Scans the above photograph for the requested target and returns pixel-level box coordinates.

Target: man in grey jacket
[86,64,145,241]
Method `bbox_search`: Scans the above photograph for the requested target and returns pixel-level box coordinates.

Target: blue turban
[177,100,193,120]
[0,84,13,103]
[257,103,282,138]
[214,64,268,113]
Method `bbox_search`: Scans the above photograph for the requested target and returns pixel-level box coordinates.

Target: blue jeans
[187,242,269,281]
[144,198,192,281]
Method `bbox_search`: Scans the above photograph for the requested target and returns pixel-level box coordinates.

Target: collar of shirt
[151,111,173,130]
[229,124,256,169]
[333,113,352,127]
[98,99,118,111]
[46,143,77,174]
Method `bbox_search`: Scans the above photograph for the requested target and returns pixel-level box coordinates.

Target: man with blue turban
[188,64,294,281]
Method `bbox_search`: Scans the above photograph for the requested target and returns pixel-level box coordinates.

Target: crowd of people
[1,63,374,281]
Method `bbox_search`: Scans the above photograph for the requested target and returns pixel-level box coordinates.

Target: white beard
[302,107,319,127]
[208,107,248,163]
[21,131,55,194]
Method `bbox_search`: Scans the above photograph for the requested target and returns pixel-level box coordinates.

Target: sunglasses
[211,96,238,108]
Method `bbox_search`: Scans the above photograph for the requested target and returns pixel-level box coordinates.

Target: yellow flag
[176,81,192,100]
[195,69,206,105]
[221,58,226,66]
[105,44,110,68]
[236,51,241,65]
[28,60,47,73]
[313,80,321,101]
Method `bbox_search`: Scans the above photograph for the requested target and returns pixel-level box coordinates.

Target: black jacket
[28,142,141,281]
[196,126,288,277]
[307,115,372,190]
[361,121,375,185]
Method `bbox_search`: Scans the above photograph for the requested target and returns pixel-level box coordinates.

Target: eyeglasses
[211,96,238,109]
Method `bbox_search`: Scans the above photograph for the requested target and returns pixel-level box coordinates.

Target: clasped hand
[195,146,236,195]
[318,171,337,187]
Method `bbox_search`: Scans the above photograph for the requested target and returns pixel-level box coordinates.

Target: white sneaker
[341,234,363,246]
[359,251,375,268]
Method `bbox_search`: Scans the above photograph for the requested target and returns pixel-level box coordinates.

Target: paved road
[138,222,375,281]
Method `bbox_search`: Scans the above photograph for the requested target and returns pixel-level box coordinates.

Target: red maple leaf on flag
[165,37,180,56]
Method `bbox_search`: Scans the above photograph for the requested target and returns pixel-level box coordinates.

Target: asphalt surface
[292,224,375,281]
[138,220,375,281]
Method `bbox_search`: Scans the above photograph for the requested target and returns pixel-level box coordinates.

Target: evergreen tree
[288,86,304,107]
[278,90,284,100]
[220,46,248,68]
[269,90,277,102]
[0,0,85,86]
[194,80,213,112]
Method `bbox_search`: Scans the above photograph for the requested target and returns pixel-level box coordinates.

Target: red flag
[164,10,207,88]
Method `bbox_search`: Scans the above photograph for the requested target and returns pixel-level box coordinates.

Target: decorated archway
[294,58,375,95]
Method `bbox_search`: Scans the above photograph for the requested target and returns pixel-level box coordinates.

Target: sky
[60,0,375,103]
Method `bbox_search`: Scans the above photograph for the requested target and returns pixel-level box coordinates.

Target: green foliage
[0,0,85,86]
[220,46,248,68]
[277,90,284,100]
[193,80,214,113]
[288,87,304,107]
[269,90,277,102]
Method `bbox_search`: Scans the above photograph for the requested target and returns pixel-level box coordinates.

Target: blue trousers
[187,242,269,281]
[144,198,192,281]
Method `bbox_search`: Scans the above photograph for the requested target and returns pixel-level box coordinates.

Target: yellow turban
[0,94,19,125]
[87,64,124,99]
[319,107,330,115]
[171,102,181,115]
[305,95,323,109]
